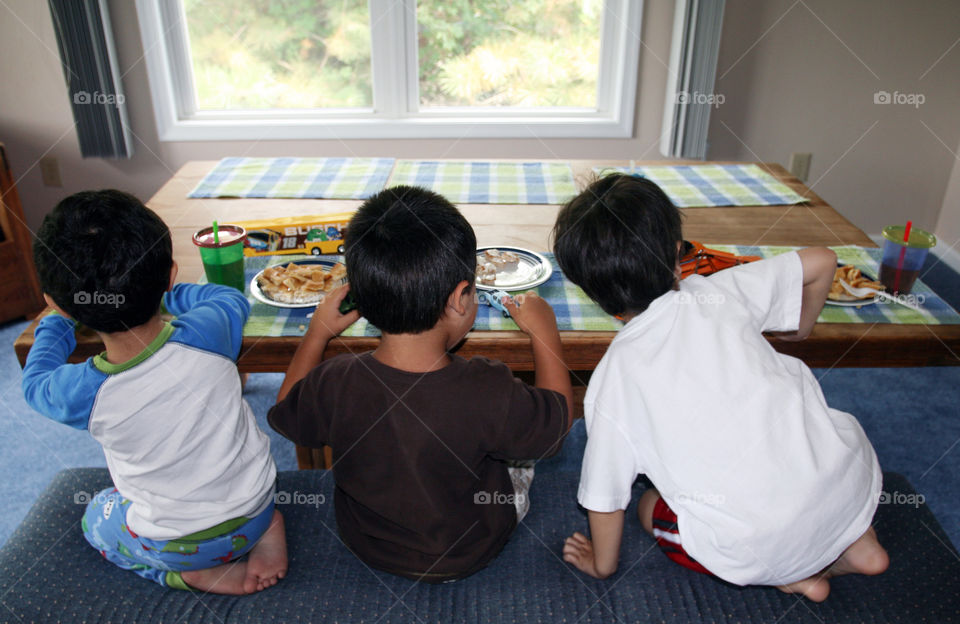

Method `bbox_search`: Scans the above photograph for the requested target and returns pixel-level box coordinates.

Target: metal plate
[475,246,553,292]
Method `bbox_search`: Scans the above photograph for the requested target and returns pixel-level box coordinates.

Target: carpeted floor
[2,253,959,552]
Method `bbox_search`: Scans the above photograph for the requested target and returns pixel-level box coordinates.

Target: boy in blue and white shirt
[22,190,286,594]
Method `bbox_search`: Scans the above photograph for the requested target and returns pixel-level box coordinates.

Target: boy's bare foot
[637,488,660,535]
[244,510,288,593]
[777,576,831,602]
[776,527,888,602]
[826,526,889,578]
[181,561,252,595]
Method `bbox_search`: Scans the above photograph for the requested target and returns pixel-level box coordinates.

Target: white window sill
[156,115,635,142]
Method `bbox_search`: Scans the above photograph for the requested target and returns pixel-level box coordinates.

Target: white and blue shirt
[23,284,276,540]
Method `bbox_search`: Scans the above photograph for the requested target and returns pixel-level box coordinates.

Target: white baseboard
[867,232,960,275]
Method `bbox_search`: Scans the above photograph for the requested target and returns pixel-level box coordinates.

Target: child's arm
[276,285,360,403]
[503,293,574,424]
[163,283,251,359]
[163,282,250,322]
[777,247,837,342]
[21,313,100,429]
[563,510,625,579]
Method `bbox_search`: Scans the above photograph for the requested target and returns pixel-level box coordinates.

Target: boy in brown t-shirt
[268,186,573,582]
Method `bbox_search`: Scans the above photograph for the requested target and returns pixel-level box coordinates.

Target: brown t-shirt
[268,352,568,581]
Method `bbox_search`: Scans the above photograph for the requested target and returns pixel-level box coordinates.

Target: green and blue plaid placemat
[593,164,809,207]
[387,160,578,205]
[188,157,395,199]
[712,245,960,325]
[234,253,617,337]
[227,247,960,338]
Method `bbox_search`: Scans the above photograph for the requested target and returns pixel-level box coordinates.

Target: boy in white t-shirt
[554,174,888,602]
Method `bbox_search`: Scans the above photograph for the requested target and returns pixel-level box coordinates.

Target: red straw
[892,220,912,294]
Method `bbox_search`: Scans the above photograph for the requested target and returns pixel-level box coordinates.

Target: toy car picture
[234,213,354,257]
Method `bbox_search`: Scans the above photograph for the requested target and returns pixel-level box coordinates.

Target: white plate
[825,265,880,307]
[250,259,345,308]
[825,296,880,307]
[475,247,553,292]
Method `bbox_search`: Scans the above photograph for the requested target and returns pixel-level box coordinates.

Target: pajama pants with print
[81,487,274,589]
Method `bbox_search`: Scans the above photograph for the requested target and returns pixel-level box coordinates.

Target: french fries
[828,265,884,301]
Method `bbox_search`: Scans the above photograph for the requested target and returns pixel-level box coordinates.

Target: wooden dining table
[14,159,960,375]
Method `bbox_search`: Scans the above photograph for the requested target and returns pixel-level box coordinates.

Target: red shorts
[651,497,714,576]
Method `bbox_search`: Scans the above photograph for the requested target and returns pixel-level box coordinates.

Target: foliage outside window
[184,0,373,110]
[416,0,601,108]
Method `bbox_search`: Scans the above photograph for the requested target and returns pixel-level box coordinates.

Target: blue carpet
[4,469,956,623]
[2,251,958,550]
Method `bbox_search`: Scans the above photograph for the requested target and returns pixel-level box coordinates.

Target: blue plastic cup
[878,225,936,295]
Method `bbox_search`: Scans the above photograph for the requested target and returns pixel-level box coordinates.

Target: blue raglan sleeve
[21,314,105,430]
[164,283,251,360]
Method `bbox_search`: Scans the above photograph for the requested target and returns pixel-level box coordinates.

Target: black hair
[34,190,173,333]
[344,185,476,334]
[551,173,683,316]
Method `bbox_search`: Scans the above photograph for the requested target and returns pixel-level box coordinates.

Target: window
[136,0,642,140]
[183,0,374,111]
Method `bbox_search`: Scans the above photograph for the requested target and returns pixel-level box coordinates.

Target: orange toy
[679,241,761,279]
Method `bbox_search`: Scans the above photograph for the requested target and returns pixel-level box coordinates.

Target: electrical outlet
[39,157,62,187]
[789,152,812,183]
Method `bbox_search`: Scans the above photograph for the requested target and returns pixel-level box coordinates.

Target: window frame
[135,0,643,141]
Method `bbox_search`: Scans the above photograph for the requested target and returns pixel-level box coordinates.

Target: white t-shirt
[89,342,276,540]
[577,251,881,586]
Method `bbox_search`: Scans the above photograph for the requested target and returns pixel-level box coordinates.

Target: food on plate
[477,260,498,285]
[257,262,346,304]
[327,262,347,282]
[482,248,520,271]
[476,248,521,286]
[828,265,885,301]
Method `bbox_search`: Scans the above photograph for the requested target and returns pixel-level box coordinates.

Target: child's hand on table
[503,293,559,339]
[306,285,360,341]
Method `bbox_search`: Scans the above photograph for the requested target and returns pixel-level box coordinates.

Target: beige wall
[2,0,959,242]
[709,0,960,238]
[0,0,674,233]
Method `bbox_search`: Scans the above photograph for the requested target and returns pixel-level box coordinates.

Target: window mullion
[369,0,415,119]
[402,0,420,116]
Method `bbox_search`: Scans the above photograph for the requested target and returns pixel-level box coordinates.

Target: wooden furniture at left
[0,144,44,323]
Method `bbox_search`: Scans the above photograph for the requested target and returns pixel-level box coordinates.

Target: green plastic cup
[193,225,247,291]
